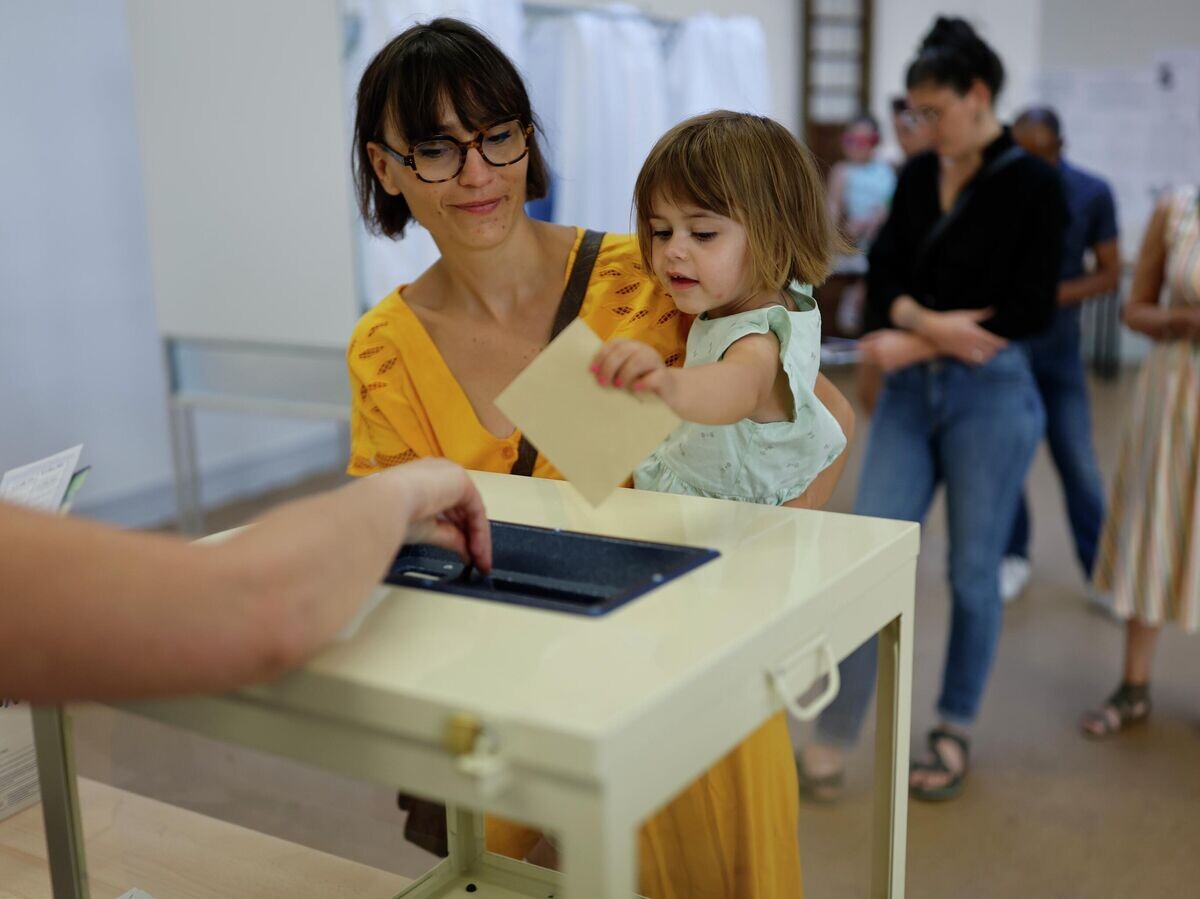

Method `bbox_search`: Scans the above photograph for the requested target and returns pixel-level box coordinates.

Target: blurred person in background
[997,106,1120,603]
[826,114,897,336]
[827,113,897,251]
[798,16,1065,803]
[891,94,936,165]
[1082,185,1200,738]
[858,99,935,413]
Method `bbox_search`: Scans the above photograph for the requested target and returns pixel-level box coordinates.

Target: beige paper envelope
[495,319,681,506]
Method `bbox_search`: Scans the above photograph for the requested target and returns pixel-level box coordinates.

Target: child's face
[647,195,758,318]
[840,123,878,163]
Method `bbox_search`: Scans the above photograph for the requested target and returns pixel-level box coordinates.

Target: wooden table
[0,778,408,898]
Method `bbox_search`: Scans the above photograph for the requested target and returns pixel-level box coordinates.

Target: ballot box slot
[386,521,718,616]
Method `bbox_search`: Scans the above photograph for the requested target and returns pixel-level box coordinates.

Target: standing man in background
[1001,106,1121,601]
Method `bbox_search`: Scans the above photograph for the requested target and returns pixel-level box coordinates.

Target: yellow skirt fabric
[484,712,803,899]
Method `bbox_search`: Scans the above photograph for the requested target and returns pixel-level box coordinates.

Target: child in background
[592,111,848,508]
[827,113,897,249]
[826,114,897,335]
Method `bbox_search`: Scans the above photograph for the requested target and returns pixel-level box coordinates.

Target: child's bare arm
[592,335,779,425]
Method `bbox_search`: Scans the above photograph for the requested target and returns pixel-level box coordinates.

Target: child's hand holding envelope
[495,319,680,506]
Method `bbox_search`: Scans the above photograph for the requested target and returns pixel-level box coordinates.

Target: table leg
[871,605,913,898]
[445,804,486,871]
[167,396,204,536]
[559,796,637,899]
[32,706,90,899]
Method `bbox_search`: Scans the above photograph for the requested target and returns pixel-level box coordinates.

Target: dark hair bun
[921,16,980,52]
[907,15,1004,101]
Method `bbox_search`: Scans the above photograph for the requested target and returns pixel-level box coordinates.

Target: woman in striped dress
[1083,186,1200,737]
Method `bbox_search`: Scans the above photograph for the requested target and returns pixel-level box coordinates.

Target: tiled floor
[69,366,1199,898]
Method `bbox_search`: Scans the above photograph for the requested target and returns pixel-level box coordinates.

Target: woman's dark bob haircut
[906,16,1005,103]
[353,18,549,239]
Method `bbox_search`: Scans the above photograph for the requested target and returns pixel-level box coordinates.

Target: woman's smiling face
[368,102,531,252]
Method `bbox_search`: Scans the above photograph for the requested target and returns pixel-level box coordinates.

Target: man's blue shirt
[1057,159,1118,280]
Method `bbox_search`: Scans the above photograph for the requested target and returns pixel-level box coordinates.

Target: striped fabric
[1094,186,1200,632]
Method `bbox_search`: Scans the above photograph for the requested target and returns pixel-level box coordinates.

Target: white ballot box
[35,472,918,898]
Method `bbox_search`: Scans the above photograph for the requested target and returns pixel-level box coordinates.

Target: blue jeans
[1005,306,1107,576]
[817,347,1045,745]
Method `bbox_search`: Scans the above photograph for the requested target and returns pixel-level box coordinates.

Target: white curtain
[525,5,668,234]
[343,0,525,309]
[664,13,771,121]
[524,5,771,235]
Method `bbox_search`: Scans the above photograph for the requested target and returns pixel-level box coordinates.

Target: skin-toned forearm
[211,474,420,680]
[1059,271,1116,305]
[886,297,1004,365]
[784,374,855,510]
[889,295,927,332]
[663,358,771,424]
[0,479,412,702]
[1058,240,1121,306]
[1121,203,1170,339]
[0,465,483,702]
[1122,303,1163,336]
[1124,304,1200,339]
[888,331,941,367]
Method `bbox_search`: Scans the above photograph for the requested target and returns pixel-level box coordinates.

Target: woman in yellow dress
[345,18,852,897]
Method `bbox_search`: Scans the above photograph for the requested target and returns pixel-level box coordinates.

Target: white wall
[1040,0,1200,68]
[0,1,340,527]
[870,0,1043,159]
[545,0,801,131]
[1038,0,1200,363]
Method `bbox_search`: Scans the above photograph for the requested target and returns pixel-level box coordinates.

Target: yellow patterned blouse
[344,228,804,898]
[347,229,688,478]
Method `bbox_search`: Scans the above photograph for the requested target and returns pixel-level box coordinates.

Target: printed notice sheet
[0,444,87,821]
[0,444,83,512]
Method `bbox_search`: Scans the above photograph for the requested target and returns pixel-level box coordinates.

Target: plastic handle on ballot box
[768,634,840,722]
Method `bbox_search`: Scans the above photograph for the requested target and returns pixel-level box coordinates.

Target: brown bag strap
[510,229,605,477]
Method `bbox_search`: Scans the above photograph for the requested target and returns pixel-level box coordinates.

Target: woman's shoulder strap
[512,230,606,478]
[551,229,606,340]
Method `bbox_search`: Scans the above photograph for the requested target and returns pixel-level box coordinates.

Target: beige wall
[1040,0,1200,67]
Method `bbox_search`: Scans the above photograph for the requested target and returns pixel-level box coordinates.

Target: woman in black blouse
[798,17,1065,803]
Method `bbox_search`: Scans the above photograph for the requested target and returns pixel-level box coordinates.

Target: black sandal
[1081,682,1151,740]
[909,727,969,802]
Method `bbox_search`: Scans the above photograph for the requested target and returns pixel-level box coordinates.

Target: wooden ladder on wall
[802,0,874,173]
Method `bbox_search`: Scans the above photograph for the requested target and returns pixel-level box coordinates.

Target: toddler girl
[593,111,847,506]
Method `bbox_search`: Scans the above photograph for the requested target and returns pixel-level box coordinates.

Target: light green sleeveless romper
[634,283,846,505]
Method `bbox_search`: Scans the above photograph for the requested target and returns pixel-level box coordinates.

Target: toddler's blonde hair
[634,111,844,290]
